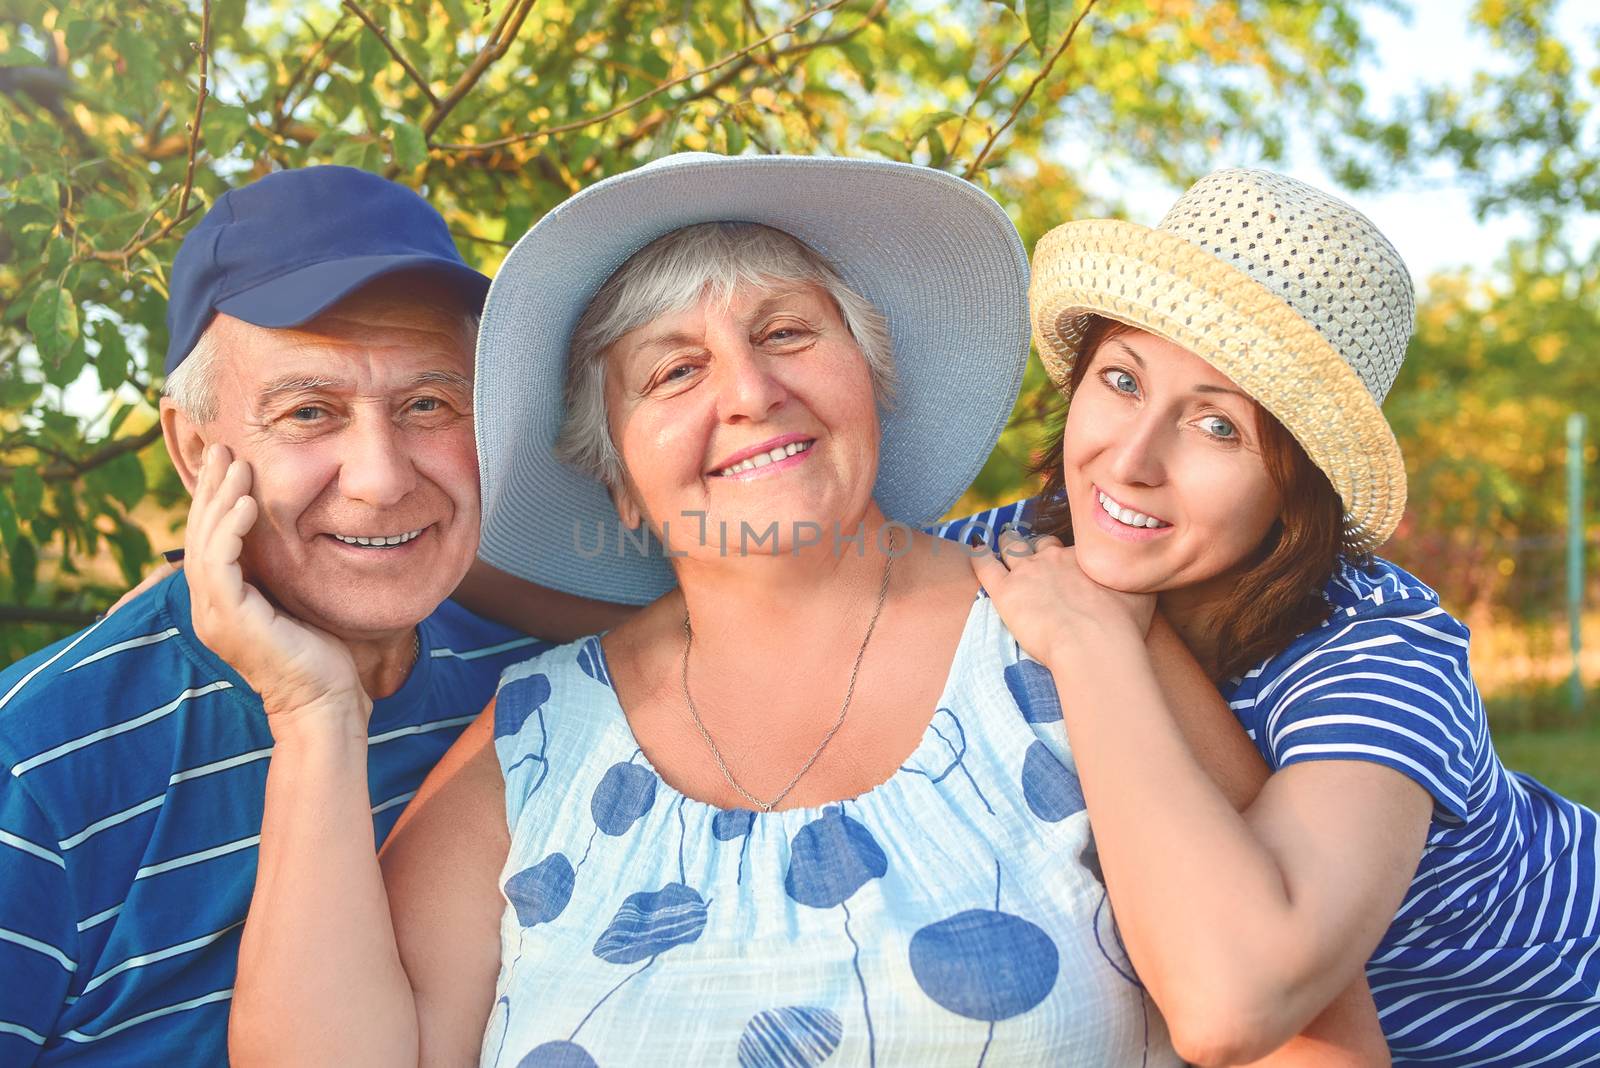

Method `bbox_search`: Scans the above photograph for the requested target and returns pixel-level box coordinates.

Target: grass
[1486,681,1600,809]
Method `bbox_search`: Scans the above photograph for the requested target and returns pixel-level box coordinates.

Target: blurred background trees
[2,1,1597,749]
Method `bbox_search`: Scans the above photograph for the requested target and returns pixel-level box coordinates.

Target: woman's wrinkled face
[1062,328,1282,598]
[601,281,881,557]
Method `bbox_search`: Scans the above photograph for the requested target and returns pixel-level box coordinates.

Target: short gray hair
[162,326,224,423]
[555,222,895,487]
[161,306,481,425]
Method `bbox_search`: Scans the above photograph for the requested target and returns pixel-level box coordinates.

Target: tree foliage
[2,0,1406,657]
[1384,240,1600,616]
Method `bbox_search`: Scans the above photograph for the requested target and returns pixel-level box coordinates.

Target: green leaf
[391,121,429,171]
[908,110,961,145]
[1025,0,1073,56]
[105,402,137,439]
[64,18,99,56]
[0,493,16,554]
[859,131,909,161]
[203,104,253,152]
[358,26,391,81]
[95,324,131,391]
[331,138,385,172]
[9,534,38,603]
[11,467,44,522]
[17,174,61,209]
[102,452,147,511]
[721,116,747,156]
[108,519,153,586]
[27,285,79,363]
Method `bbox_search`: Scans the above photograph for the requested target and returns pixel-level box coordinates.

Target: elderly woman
[202,155,1312,1066]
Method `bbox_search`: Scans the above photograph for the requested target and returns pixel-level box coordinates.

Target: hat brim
[213,254,491,333]
[1030,219,1406,552]
[475,155,1031,605]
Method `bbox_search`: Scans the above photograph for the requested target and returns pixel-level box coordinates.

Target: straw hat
[475,153,1030,605]
[1029,168,1414,552]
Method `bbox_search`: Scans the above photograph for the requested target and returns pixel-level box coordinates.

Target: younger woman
[977,168,1599,1066]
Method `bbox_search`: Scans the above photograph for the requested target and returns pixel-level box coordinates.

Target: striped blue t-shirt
[1225,555,1600,1064]
[0,572,547,1066]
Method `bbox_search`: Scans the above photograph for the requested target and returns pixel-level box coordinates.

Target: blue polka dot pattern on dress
[737,1006,843,1068]
[505,853,576,928]
[1021,741,1085,822]
[592,883,709,965]
[590,761,657,836]
[497,673,552,739]
[516,1040,598,1068]
[783,806,888,909]
[909,910,1060,1021]
[485,591,1178,1066]
[1004,660,1062,724]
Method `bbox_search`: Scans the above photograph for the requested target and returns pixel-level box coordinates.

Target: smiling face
[601,281,881,556]
[181,282,480,640]
[1062,328,1283,601]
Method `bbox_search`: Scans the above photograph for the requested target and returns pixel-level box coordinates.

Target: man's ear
[160,398,208,494]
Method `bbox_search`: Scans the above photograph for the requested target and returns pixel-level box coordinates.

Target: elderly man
[0,167,557,1065]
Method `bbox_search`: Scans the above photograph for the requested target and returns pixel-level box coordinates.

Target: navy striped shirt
[1225,556,1600,1064]
[0,572,547,1065]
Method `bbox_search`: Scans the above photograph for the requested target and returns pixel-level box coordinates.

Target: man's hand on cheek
[185,443,372,741]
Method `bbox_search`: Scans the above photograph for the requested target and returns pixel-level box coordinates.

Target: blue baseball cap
[163,165,490,373]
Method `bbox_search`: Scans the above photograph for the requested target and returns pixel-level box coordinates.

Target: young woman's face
[1062,328,1282,598]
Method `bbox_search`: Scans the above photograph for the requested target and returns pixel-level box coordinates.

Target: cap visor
[214,254,490,329]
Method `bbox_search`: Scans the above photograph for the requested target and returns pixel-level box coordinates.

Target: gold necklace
[680,527,898,812]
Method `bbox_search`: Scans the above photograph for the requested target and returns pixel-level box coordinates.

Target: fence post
[1570,412,1588,714]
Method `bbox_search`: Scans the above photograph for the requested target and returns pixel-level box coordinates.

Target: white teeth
[716,440,811,477]
[333,529,422,548]
[1098,491,1169,530]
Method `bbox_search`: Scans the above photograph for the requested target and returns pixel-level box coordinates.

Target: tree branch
[0,424,165,485]
[85,0,212,264]
[0,606,99,627]
[421,0,539,139]
[950,37,1031,155]
[964,0,1100,180]
[433,0,854,154]
[274,12,353,130]
[341,0,440,107]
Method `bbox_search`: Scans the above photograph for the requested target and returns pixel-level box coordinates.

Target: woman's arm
[1142,614,1392,1065]
[979,539,1425,1065]
[451,558,636,641]
[379,705,509,1064]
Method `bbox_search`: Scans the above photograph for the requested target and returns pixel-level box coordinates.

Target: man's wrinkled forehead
[250,366,472,420]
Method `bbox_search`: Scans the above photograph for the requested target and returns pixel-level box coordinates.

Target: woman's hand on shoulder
[971,529,1155,670]
[186,443,369,739]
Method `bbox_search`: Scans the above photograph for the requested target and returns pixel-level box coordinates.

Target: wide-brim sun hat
[475,152,1031,605]
[1029,168,1414,552]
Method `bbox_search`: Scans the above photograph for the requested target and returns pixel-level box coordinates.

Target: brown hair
[1033,316,1358,682]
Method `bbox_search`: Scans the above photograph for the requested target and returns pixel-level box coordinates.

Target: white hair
[555,222,895,488]
[162,327,224,423]
[162,305,480,424]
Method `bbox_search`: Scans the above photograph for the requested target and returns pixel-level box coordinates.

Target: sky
[1106,0,1600,285]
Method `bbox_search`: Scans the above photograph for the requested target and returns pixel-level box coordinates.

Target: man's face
[194,286,479,640]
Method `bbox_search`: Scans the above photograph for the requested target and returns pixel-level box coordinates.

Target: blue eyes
[1098,366,1239,442]
[1103,369,1138,394]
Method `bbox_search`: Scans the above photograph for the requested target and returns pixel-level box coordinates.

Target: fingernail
[162,548,185,564]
